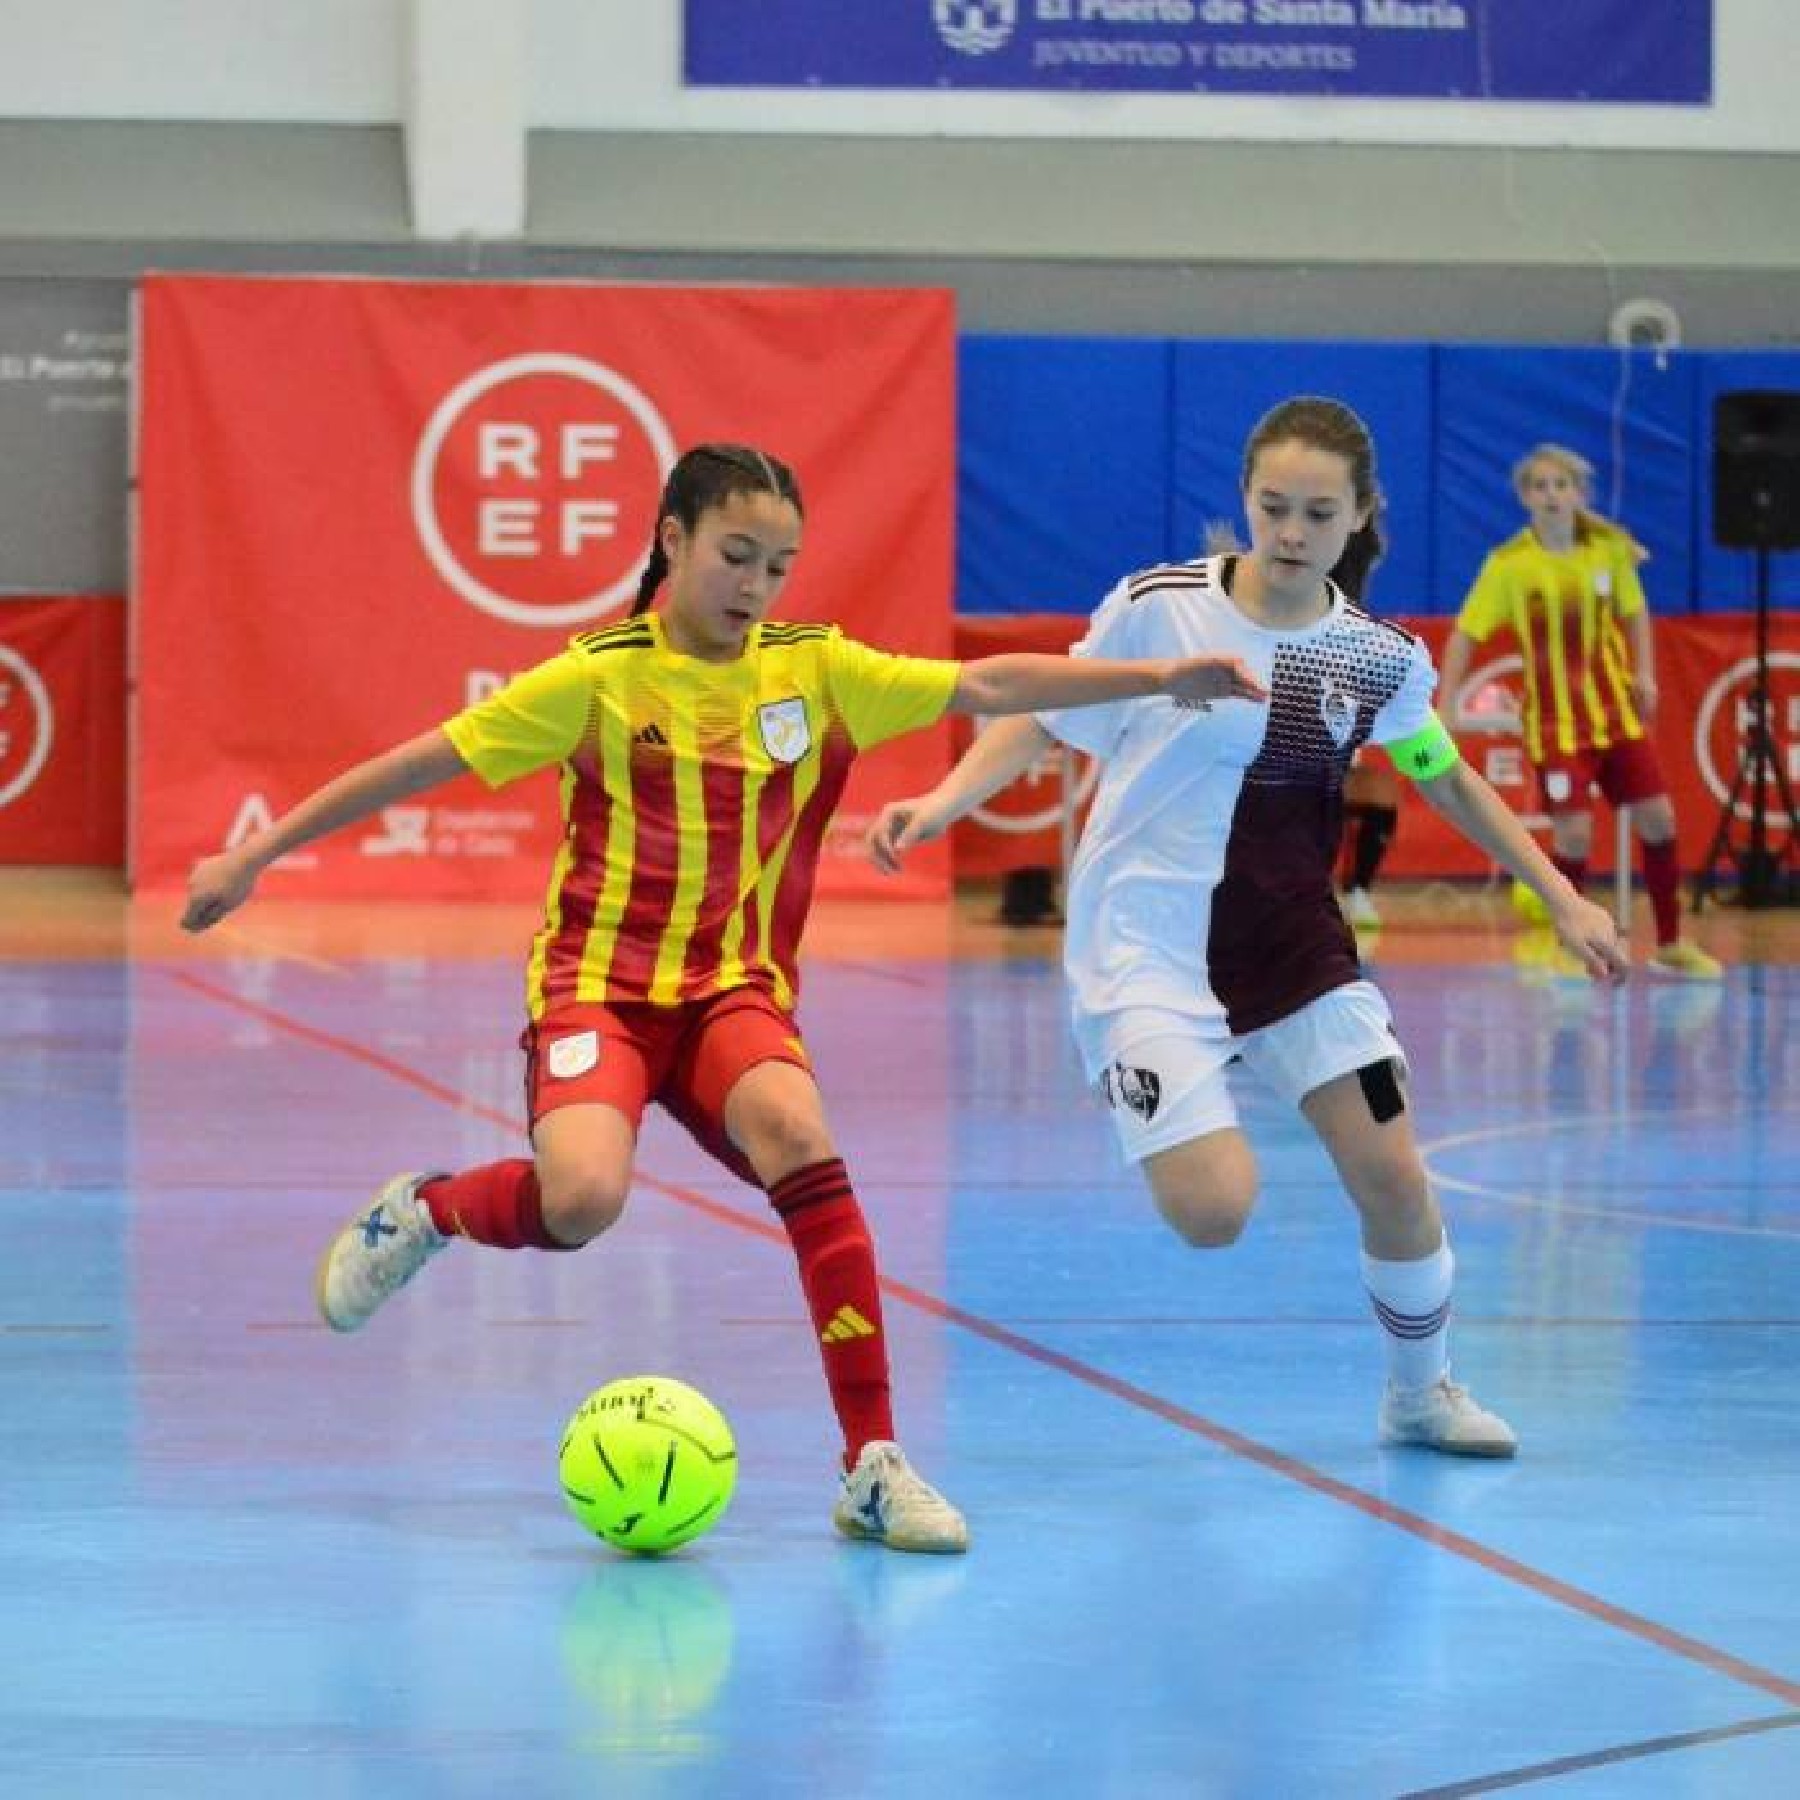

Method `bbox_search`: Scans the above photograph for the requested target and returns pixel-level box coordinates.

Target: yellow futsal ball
[1509,878,1551,927]
[558,1376,738,1556]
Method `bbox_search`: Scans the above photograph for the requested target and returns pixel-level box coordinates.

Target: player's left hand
[1549,894,1630,984]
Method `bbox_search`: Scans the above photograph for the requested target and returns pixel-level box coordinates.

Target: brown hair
[1241,396,1386,599]
[632,443,804,615]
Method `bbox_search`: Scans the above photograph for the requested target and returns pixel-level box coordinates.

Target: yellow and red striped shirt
[444,616,958,1016]
[1455,523,1649,760]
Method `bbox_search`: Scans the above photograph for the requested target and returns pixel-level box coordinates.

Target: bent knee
[1145,1133,1257,1248]
[538,1174,629,1245]
[1157,1195,1254,1249]
[733,1112,837,1185]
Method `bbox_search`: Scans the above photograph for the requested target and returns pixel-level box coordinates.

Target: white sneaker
[833,1441,969,1554]
[1343,886,1381,928]
[314,1172,448,1333]
[1379,1376,1517,1459]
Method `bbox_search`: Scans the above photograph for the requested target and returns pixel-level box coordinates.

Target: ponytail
[631,539,668,615]
[1330,509,1386,603]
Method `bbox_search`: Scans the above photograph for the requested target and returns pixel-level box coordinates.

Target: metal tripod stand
[1694,545,1800,910]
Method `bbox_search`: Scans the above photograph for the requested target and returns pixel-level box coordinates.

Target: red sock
[1552,852,1589,892]
[1640,837,1684,946]
[768,1158,895,1466]
[419,1160,575,1250]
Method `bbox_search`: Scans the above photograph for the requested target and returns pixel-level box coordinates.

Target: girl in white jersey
[870,397,1629,1457]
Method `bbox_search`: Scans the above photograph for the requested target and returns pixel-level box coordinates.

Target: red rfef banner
[132,276,956,897]
[0,597,126,866]
[950,613,1800,880]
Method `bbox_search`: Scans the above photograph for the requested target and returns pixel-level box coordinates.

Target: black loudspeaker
[1712,389,1800,550]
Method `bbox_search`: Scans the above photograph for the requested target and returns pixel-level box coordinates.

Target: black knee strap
[1358,1058,1406,1124]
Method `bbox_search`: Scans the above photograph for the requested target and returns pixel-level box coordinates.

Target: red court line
[165,967,1800,1711]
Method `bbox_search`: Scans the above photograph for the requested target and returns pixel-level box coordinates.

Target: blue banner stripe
[684,2,1710,104]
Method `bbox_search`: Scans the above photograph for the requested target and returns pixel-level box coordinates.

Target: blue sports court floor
[3,873,1797,1799]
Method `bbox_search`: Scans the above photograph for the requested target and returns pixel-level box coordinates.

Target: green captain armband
[1386,713,1462,783]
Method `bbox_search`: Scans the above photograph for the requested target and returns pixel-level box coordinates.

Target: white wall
[2,1,1797,155]
[0,0,405,124]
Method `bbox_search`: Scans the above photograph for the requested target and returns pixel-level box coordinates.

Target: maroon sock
[1641,837,1684,946]
[419,1160,575,1249]
[767,1158,895,1466]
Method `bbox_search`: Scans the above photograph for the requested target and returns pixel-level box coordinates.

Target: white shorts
[1084,981,1406,1165]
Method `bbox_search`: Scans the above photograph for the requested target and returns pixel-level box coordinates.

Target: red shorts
[1534,735,1668,816]
[521,986,810,1186]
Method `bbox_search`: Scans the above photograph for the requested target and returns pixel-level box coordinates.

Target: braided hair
[631,444,804,615]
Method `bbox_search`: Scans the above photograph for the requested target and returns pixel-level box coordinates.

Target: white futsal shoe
[833,1441,970,1554]
[1379,1375,1518,1459]
[314,1172,448,1333]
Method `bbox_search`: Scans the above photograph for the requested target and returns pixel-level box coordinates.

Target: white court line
[1422,1108,1800,1243]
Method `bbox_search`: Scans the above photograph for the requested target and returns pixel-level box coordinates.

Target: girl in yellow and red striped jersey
[1439,443,1720,978]
[181,441,1267,1554]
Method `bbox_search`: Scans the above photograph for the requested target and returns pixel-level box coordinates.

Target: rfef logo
[412,354,677,628]
[1694,652,1800,822]
[0,644,53,810]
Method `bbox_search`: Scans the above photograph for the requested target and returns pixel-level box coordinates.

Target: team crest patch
[546,1030,600,1080]
[1319,676,1359,749]
[1100,1062,1162,1122]
[757,697,811,764]
[1545,769,1573,804]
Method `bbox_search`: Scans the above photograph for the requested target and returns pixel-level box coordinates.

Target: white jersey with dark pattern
[1037,555,1435,1056]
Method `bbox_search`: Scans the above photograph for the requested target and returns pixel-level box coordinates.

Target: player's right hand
[181,849,259,933]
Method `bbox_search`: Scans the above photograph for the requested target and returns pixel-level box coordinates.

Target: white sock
[1362,1240,1453,1391]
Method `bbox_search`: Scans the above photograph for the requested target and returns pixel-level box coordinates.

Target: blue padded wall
[953,336,1800,617]
[1434,345,1697,616]
[1169,342,1434,613]
[956,336,1173,615]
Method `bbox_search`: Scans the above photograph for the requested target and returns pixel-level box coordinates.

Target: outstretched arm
[181,728,471,932]
[1414,759,1627,981]
[947,651,1265,716]
[866,715,1057,875]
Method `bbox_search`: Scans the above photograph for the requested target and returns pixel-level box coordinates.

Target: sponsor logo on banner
[1450,653,1546,828]
[225,793,318,869]
[933,1,1016,56]
[1693,652,1800,824]
[0,644,54,810]
[757,697,812,764]
[411,353,677,629]
[361,808,432,857]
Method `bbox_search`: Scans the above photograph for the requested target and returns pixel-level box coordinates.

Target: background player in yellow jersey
[1439,444,1721,979]
[181,441,1266,1554]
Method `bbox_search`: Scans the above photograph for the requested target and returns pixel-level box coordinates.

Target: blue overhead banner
[684,2,1711,104]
